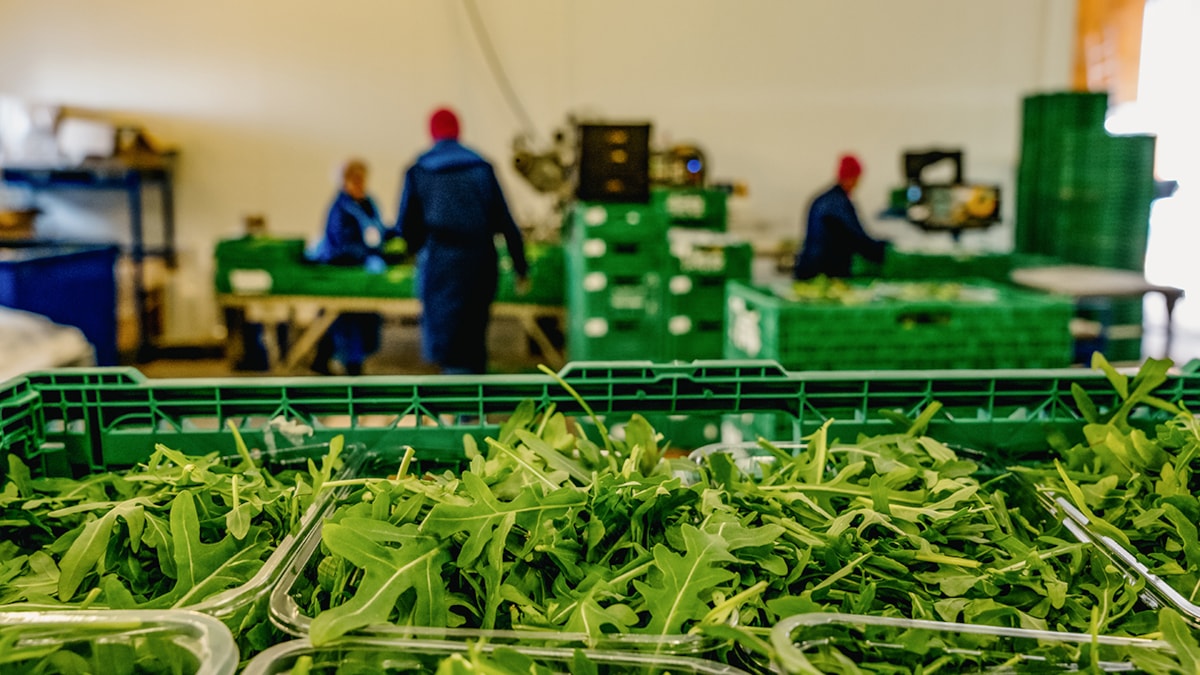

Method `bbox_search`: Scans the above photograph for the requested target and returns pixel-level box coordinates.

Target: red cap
[430,107,460,141]
[837,154,863,182]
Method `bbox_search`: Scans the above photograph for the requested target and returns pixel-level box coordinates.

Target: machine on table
[893,149,1001,237]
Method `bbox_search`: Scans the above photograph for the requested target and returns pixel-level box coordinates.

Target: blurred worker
[311,158,387,375]
[396,107,528,374]
[793,154,888,280]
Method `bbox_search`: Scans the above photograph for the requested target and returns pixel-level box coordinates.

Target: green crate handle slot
[896,310,954,326]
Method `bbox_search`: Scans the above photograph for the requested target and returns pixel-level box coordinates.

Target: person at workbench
[396,107,529,374]
[310,158,387,375]
[793,154,888,280]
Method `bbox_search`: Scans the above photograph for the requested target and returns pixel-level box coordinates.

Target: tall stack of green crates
[1016,92,1157,361]
[565,202,668,360]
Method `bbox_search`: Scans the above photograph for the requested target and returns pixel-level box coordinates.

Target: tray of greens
[1015,355,1200,627]
[0,426,353,653]
[0,609,238,675]
[270,372,1156,661]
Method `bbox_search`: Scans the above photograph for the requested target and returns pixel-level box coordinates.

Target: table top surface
[1010,265,1184,299]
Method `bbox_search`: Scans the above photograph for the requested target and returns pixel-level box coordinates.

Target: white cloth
[0,307,94,382]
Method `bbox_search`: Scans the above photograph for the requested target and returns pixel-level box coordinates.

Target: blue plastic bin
[0,242,119,365]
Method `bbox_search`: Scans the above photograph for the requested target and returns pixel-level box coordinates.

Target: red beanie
[430,107,460,141]
[837,154,863,181]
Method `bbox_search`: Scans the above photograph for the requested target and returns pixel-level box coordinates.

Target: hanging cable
[461,0,537,137]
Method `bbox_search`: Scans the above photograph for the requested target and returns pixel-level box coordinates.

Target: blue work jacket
[793,185,886,279]
[396,140,527,372]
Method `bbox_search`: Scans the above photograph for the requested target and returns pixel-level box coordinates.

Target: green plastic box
[725,280,1074,371]
[652,187,728,230]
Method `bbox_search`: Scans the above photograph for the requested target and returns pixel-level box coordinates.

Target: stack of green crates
[725,280,1074,371]
[1016,92,1110,258]
[565,202,668,360]
[651,187,728,231]
[1016,92,1157,362]
[664,229,752,360]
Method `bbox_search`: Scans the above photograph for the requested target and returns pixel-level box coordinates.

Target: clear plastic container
[1050,495,1200,626]
[242,637,751,675]
[770,613,1174,674]
[0,609,237,675]
[268,510,717,654]
[2,440,366,647]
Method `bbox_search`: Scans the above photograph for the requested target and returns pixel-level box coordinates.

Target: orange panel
[1073,0,1145,103]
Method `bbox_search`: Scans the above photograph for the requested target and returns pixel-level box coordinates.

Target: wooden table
[216,294,565,373]
[1010,265,1185,357]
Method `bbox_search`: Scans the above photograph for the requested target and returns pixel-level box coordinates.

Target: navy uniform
[397,108,527,374]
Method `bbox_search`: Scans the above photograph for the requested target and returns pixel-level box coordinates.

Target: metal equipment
[901,149,1000,235]
[512,116,711,202]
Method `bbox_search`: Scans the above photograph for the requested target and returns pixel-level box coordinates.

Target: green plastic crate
[852,251,1015,284]
[214,237,307,294]
[9,360,1200,476]
[651,187,728,230]
[664,273,727,320]
[215,237,306,266]
[566,235,669,276]
[668,238,752,280]
[725,281,1074,371]
[566,201,668,244]
[565,316,665,362]
[568,270,663,322]
[663,318,724,361]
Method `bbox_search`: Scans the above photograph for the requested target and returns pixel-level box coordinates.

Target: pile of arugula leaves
[1019,354,1200,624]
[0,427,344,653]
[289,379,1153,655]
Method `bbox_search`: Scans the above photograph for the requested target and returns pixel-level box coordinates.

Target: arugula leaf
[1158,608,1200,673]
[421,473,585,568]
[309,522,448,645]
[633,524,737,636]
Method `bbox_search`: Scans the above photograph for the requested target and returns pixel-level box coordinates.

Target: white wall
[0,0,1074,341]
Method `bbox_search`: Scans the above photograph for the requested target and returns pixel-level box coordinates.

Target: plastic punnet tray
[243,637,751,675]
[0,609,238,675]
[770,613,1175,674]
[0,430,365,655]
[1051,496,1200,628]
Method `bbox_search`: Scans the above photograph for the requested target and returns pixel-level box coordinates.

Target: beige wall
[0,0,1074,341]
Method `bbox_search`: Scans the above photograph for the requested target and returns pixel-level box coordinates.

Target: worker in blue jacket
[311,158,386,375]
[396,107,528,374]
[793,154,888,279]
